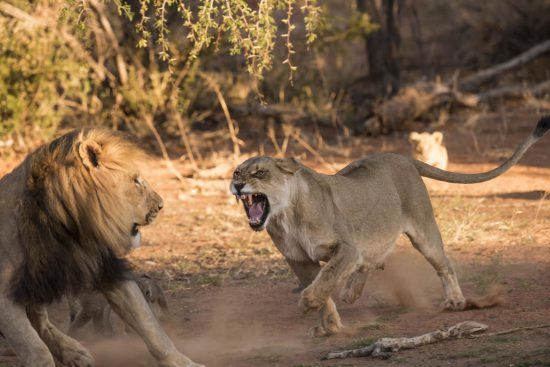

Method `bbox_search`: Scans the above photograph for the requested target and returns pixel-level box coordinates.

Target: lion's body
[68,274,168,337]
[0,129,200,367]
[231,117,549,336]
[409,131,448,169]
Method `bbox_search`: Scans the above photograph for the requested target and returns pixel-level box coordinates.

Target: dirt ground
[1,109,549,367]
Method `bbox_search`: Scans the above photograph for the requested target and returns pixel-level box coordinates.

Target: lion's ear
[409,132,420,142]
[78,139,102,170]
[276,157,300,175]
[432,132,443,144]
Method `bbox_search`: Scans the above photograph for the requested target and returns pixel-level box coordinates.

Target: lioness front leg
[340,266,370,304]
[27,305,94,367]
[103,280,203,367]
[287,259,343,336]
[299,243,359,313]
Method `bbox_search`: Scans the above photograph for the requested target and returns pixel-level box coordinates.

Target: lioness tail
[412,116,549,184]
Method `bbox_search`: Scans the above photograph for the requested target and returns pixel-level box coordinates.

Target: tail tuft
[533,116,550,138]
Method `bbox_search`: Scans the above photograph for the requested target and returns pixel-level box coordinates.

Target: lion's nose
[234,183,245,193]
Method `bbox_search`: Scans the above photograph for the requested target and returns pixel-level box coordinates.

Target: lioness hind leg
[0,297,55,367]
[406,223,466,310]
[27,305,94,367]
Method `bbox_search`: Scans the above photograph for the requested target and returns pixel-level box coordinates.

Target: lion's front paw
[59,343,94,367]
[159,352,204,367]
[299,286,325,313]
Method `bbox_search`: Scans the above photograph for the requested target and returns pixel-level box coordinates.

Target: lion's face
[230,156,300,231]
[72,130,163,252]
[126,174,164,249]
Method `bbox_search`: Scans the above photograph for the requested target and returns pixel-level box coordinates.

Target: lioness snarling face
[230,157,299,231]
[0,129,201,367]
[231,117,549,337]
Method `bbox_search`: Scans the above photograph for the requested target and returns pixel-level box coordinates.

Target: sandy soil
[0,110,549,367]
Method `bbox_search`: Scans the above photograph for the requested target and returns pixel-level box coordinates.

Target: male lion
[68,274,168,337]
[409,131,448,169]
[230,117,549,336]
[0,129,201,367]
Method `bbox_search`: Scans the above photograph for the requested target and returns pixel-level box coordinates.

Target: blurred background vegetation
[0,0,549,170]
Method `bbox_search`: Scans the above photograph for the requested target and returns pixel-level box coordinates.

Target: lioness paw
[442,297,466,311]
[299,287,325,313]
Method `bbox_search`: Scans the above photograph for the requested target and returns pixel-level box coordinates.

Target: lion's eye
[255,170,266,177]
[134,176,143,187]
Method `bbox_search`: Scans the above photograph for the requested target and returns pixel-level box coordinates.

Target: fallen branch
[478,80,550,101]
[323,321,488,360]
[323,321,550,360]
[460,39,550,90]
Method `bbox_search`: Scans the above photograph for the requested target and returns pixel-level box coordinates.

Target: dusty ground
[0,110,549,366]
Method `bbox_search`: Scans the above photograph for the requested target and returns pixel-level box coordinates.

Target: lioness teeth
[239,194,254,206]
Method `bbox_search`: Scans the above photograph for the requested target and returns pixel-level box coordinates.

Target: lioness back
[337,153,435,223]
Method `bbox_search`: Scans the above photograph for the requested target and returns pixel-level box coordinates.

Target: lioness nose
[234,183,245,193]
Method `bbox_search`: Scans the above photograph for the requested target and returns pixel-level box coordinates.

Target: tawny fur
[230,117,548,337]
[409,131,448,169]
[0,129,201,367]
[68,274,168,337]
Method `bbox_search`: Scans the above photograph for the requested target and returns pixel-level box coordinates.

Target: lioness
[409,131,448,169]
[230,117,549,336]
[0,129,201,367]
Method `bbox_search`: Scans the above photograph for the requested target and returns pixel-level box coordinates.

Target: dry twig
[199,72,241,163]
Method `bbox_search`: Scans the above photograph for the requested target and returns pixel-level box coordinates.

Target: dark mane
[10,129,140,305]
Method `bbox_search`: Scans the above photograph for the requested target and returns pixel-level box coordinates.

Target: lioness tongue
[249,202,264,222]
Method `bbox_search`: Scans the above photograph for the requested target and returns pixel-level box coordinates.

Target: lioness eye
[233,171,240,179]
[134,176,143,187]
[255,170,266,177]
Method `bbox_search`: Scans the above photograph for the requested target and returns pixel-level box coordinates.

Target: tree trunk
[356,0,401,95]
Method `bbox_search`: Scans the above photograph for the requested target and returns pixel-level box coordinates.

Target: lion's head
[230,156,301,231]
[12,129,163,304]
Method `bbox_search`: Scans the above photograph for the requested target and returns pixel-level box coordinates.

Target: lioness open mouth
[238,193,270,230]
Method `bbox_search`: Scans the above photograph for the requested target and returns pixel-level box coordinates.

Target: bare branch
[460,39,550,90]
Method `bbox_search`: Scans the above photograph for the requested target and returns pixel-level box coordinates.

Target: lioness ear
[432,132,443,144]
[409,132,420,142]
[276,157,300,175]
[78,139,102,170]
